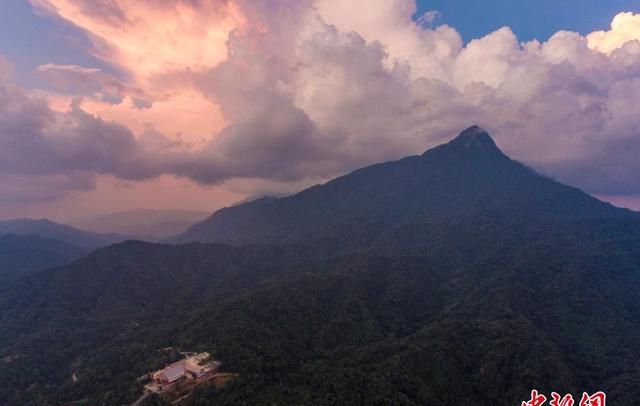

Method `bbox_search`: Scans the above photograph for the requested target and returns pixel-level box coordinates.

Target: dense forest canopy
[1,129,639,405]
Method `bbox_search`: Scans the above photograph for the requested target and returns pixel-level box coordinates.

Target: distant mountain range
[71,209,210,238]
[0,218,134,278]
[0,209,210,277]
[0,218,128,249]
[2,127,640,405]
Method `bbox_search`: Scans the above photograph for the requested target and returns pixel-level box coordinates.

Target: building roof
[158,364,187,383]
[152,353,219,384]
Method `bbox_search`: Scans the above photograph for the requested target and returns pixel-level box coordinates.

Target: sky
[416,0,640,42]
[1,0,640,222]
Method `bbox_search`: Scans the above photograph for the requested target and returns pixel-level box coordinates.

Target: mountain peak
[443,126,502,154]
[175,123,630,246]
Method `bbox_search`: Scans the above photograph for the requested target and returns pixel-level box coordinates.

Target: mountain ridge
[0,218,135,249]
[174,126,633,249]
[0,218,140,249]
[3,126,640,405]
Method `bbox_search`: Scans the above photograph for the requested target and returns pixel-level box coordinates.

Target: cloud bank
[3,0,640,208]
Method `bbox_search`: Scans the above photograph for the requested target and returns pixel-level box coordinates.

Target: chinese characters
[522,390,606,406]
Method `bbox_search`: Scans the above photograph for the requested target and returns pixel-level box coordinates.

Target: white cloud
[587,12,640,54]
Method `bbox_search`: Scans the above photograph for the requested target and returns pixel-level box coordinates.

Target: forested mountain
[175,126,633,251]
[1,127,640,405]
[0,218,130,249]
[2,229,640,405]
[0,234,87,279]
[0,219,132,280]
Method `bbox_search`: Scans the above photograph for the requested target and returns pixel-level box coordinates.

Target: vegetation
[0,234,87,280]
[1,129,639,405]
[2,218,640,405]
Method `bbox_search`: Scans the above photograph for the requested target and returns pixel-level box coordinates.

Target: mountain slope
[175,126,631,252]
[0,218,133,249]
[2,127,640,405]
[0,234,87,279]
[2,224,640,405]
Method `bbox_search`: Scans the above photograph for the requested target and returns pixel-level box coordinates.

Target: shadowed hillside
[0,218,131,249]
[2,128,640,405]
[0,234,87,279]
[175,126,633,254]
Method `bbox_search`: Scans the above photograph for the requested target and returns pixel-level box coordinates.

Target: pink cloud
[3,2,640,216]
